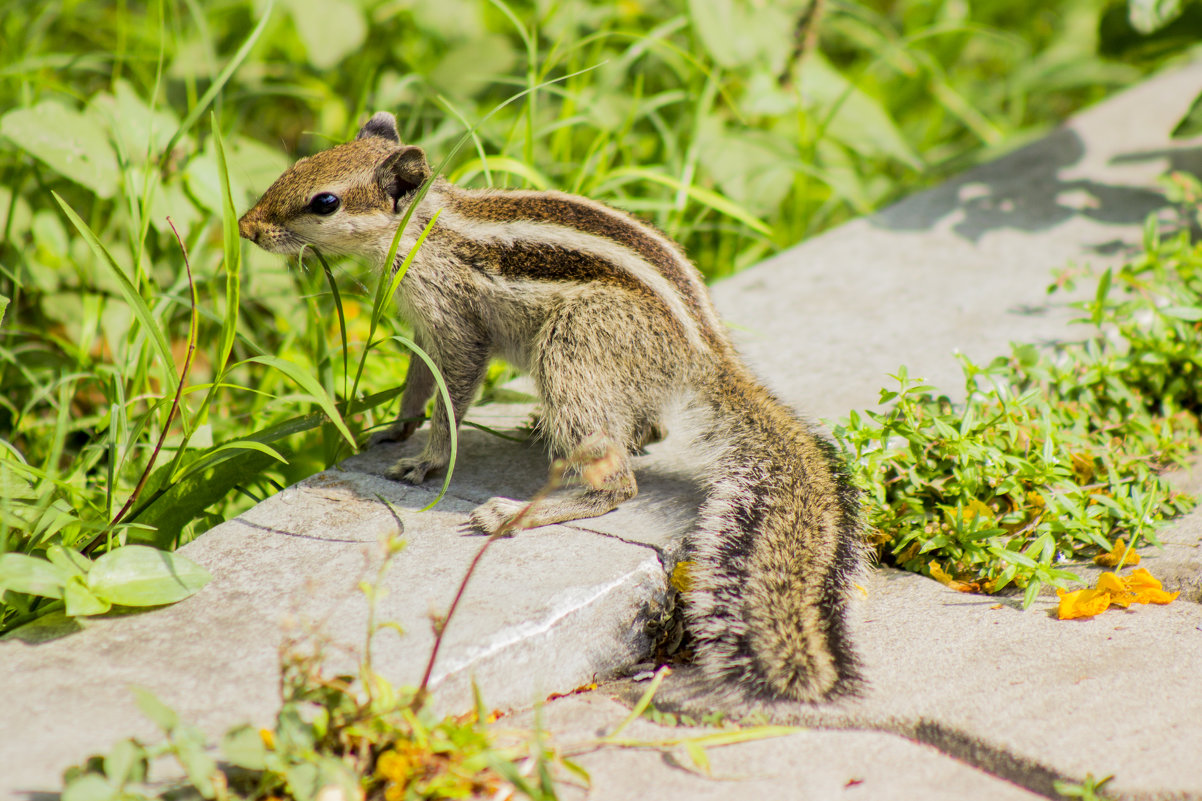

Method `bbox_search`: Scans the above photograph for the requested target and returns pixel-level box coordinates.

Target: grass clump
[836,218,1202,604]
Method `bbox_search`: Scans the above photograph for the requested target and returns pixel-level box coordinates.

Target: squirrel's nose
[237,215,258,243]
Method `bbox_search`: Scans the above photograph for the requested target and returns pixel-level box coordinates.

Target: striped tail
[683,360,865,702]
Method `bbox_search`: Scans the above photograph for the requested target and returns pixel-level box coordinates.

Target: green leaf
[131,685,180,733]
[61,773,117,801]
[104,738,148,788]
[173,725,218,799]
[1172,91,1202,139]
[220,725,268,771]
[1128,0,1183,33]
[88,545,211,606]
[0,553,69,599]
[65,575,112,617]
[0,293,8,326]
[242,354,356,448]
[281,0,366,70]
[604,166,772,236]
[1162,305,1202,321]
[284,763,320,801]
[0,101,120,198]
[46,545,91,579]
[797,54,923,171]
[687,0,793,71]
[683,739,711,774]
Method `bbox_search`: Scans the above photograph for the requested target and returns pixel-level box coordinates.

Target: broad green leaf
[797,54,923,171]
[284,763,320,801]
[0,293,8,326]
[687,0,792,71]
[65,576,112,617]
[220,725,268,771]
[61,774,117,801]
[0,553,68,599]
[0,101,119,198]
[428,34,518,96]
[0,463,37,501]
[697,126,797,215]
[131,685,180,733]
[282,0,366,70]
[1128,0,1182,33]
[88,545,211,606]
[172,440,288,484]
[46,545,91,579]
[104,738,148,787]
[89,80,181,164]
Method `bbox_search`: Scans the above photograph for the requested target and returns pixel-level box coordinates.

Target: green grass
[1,0,1200,631]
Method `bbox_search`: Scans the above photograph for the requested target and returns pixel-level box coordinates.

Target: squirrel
[239,111,866,703]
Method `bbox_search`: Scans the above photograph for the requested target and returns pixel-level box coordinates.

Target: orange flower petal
[1094,538,1140,567]
[1125,568,1162,591]
[1057,588,1112,619]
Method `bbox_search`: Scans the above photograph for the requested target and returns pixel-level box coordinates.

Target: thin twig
[83,217,198,556]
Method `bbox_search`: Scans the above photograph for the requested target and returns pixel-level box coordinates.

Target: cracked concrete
[3,60,1202,801]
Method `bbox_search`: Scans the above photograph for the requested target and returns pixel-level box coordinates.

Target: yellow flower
[376,749,414,785]
[1057,568,1179,619]
[1056,588,1113,620]
[670,561,694,592]
[1093,538,1140,568]
[1125,568,1180,604]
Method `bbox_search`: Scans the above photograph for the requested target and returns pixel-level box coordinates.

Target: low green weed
[836,220,1202,603]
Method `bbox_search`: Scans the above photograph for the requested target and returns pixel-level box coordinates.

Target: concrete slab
[521,692,1045,801]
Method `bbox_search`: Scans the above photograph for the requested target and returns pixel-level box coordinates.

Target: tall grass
[0,0,1196,630]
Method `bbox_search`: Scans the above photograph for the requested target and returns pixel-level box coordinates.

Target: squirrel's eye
[308,192,341,216]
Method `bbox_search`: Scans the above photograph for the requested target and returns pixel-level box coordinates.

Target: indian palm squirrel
[239,111,866,703]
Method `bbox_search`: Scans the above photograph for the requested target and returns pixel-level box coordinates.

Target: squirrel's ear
[357,112,400,143]
[377,146,432,205]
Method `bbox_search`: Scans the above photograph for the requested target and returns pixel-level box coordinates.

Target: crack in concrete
[561,522,670,565]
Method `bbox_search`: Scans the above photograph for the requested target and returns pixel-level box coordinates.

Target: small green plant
[1055,772,1116,801]
[836,220,1202,602]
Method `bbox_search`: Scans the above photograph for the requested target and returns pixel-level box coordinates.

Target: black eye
[308,192,341,215]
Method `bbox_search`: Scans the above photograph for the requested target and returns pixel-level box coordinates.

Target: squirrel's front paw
[385,456,439,485]
[468,497,527,534]
[367,419,422,448]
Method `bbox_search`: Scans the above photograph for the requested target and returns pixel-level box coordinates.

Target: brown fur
[239,111,866,703]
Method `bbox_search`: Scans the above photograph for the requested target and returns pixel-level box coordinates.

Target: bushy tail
[684,360,865,702]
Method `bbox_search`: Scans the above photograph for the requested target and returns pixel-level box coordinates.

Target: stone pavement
[3,62,1202,800]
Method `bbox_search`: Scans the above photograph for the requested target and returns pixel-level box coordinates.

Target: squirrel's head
[238,112,432,259]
